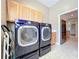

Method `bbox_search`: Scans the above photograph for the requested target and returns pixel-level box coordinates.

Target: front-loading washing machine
[39,23,51,57]
[15,19,39,59]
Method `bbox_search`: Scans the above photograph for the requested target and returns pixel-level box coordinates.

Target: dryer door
[41,27,51,41]
[18,26,38,47]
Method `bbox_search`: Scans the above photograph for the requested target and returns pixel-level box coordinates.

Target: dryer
[39,23,51,57]
[15,19,39,59]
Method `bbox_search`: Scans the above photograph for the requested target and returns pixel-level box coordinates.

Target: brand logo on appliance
[28,21,31,24]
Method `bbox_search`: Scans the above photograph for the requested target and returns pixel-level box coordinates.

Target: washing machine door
[18,26,38,47]
[41,27,51,41]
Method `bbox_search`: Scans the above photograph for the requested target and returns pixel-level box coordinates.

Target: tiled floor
[39,37,78,59]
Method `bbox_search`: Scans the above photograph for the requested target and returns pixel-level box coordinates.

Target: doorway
[60,9,78,46]
[60,20,66,44]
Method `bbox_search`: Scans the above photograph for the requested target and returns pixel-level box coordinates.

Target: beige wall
[49,0,78,44]
[16,0,49,23]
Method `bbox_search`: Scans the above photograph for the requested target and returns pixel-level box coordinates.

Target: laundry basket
[1,25,15,59]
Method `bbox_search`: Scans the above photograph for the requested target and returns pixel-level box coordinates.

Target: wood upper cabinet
[31,10,38,22]
[26,7,32,20]
[37,12,43,22]
[7,0,20,22]
[31,10,43,22]
[7,1,43,22]
[19,4,31,20]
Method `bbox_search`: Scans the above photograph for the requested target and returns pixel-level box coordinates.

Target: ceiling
[37,0,59,7]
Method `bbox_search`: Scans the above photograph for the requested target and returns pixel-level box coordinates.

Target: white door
[18,26,38,47]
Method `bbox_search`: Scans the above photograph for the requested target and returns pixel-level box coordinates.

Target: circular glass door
[18,26,38,47]
[41,27,51,41]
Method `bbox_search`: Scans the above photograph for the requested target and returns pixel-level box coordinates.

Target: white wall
[49,0,78,44]
[1,0,6,39]
[16,0,49,23]
[1,0,6,25]
[1,0,6,38]
[1,0,6,58]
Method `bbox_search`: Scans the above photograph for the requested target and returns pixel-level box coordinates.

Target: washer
[15,19,39,59]
[39,23,51,57]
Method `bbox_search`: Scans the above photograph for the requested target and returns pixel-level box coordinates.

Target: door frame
[57,8,78,45]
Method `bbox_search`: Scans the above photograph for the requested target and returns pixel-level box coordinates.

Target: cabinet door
[19,4,32,20]
[51,32,56,45]
[7,1,19,22]
[31,10,43,22]
[7,1,43,22]
[37,12,43,22]
[31,10,37,21]
[26,8,32,20]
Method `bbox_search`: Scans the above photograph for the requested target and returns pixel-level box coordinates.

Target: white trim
[59,8,78,16]
[18,26,38,47]
[41,27,51,41]
[57,8,78,45]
